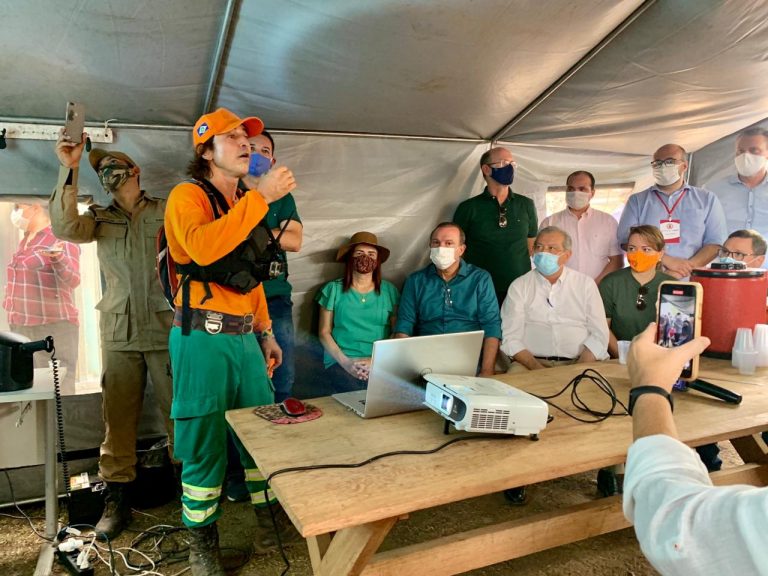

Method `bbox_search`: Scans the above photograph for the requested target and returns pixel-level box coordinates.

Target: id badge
[659,219,681,244]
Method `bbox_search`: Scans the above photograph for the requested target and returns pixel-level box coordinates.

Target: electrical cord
[2,469,51,541]
[49,344,72,502]
[531,368,629,423]
[262,433,516,575]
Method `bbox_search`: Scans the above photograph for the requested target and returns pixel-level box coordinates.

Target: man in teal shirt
[454,147,538,304]
[224,130,303,503]
[394,222,501,376]
[248,130,302,402]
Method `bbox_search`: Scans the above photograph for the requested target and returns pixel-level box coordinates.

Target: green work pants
[169,327,275,527]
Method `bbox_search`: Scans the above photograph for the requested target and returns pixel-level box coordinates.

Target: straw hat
[335,231,390,263]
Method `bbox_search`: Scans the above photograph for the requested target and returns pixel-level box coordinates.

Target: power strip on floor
[56,549,94,576]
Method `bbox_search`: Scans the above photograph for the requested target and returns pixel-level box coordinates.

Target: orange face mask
[627,251,660,273]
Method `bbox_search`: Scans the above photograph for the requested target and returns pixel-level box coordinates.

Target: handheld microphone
[687,379,742,405]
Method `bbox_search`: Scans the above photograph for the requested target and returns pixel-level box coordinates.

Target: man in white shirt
[706,127,768,239]
[500,226,609,371]
[623,323,768,576]
[540,171,622,283]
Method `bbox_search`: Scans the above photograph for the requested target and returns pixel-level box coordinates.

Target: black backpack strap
[181,278,192,336]
[198,178,230,216]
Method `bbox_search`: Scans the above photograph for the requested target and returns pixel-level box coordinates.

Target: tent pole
[201,0,240,115]
[490,0,658,144]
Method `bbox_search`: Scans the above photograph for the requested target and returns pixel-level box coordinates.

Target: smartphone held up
[655,281,703,381]
[64,101,85,143]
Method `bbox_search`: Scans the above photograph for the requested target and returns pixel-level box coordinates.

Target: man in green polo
[454,147,538,304]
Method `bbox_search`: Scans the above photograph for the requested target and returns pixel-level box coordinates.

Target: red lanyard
[653,188,687,219]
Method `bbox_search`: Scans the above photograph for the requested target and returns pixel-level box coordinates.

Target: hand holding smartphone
[655,281,703,380]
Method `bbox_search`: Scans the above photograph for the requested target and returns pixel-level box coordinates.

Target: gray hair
[537,226,572,251]
[728,229,767,256]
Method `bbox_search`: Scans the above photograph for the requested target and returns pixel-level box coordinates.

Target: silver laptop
[332,331,484,418]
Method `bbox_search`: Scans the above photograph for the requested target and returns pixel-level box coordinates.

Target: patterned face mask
[352,253,376,274]
[97,163,133,193]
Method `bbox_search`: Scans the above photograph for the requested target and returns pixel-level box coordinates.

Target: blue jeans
[267,295,295,403]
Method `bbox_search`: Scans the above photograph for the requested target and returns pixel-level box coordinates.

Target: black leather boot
[253,503,302,554]
[187,522,225,576]
[95,482,132,540]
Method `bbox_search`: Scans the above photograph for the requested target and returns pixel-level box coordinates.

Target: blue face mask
[248,153,272,177]
[490,164,514,186]
[719,256,740,265]
[533,252,561,276]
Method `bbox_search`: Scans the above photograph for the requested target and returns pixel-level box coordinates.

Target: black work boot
[95,482,132,540]
[187,522,225,576]
[253,503,302,554]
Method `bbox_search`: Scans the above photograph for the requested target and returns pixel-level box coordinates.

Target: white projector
[424,374,549,437]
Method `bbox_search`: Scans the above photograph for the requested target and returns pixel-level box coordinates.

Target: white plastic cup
[738,349,759,375]
[753,324,768,367]
[734,327,755,352]
[617,340,631,365]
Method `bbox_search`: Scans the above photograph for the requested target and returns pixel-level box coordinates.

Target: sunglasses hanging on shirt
[498,204,508,228]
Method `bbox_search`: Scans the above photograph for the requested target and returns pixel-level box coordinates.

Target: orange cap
[193,108,264,147]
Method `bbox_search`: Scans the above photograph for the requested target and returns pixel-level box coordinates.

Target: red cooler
[691,267,768,357]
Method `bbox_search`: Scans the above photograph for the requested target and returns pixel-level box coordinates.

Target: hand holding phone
[627,323,711,393]
[655,281,703,380]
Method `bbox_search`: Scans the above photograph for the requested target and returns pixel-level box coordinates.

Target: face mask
[533,252,561,276]
[652,164,681,187]
[248,153,272,177]
[718,256,740,265]
[10,208,29,231]
[352,253,376,274]
[734,153,767,178]
[430,247,456,270]
[98,164,133,193]
[566,190,591,210]
[490,164,514,186]
[627,251,660,273]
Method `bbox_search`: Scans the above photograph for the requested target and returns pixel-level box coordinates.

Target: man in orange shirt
[164,108,296,574]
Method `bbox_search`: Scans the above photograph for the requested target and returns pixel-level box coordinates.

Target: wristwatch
[628,386,674,415]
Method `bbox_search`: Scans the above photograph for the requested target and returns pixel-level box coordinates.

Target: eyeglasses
[484,159,517,169]
[650,158,682,169]
[636,285,648,311]
[443,287,453,308]
[718,247,755,261]
[498,205,508,228]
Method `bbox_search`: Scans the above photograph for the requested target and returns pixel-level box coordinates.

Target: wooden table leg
[731,433,768,464]
[311,517,398,576]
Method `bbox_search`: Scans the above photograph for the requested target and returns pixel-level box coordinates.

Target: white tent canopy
[2,0,767,314]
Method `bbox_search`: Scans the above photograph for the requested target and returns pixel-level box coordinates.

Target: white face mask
[566,190,591,210]
[430,247,456,270]
[734,152,767,178]
[653,164,681,187]
[10,208,29,231]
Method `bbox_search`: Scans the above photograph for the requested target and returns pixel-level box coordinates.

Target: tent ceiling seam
[489,0,659,143]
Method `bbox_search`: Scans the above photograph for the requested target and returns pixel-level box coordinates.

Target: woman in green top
[316,231,399,393]
[599,224,673,357]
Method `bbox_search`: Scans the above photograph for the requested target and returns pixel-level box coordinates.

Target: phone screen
[657,285,697,378]
[64,102,85,143]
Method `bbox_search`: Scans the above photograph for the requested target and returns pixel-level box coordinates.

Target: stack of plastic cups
[754,324,768,368]
[732,327,758,375]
